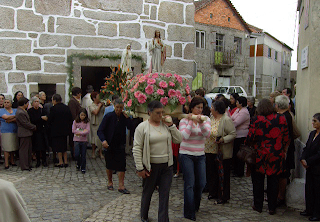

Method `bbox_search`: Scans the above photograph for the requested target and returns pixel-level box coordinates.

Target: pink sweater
[231,108,250,138]
[72,121,90,142]
[179,117,211,156]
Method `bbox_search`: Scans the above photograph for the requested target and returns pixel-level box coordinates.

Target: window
[228,17,230,22]
[210,13,213,18]
[196,30,205,49]
[228,87,235,94]
[234,37,242,54]
[283,52,286,65]
[216,34,224,52]
[235,87,243,94]
[268,47,272,58]
[275,51,278,61]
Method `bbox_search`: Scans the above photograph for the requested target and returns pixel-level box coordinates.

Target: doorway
[81,66,113,96]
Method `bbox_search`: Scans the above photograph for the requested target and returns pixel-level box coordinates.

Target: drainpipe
[253,37,257,97]
[250,33,259,97]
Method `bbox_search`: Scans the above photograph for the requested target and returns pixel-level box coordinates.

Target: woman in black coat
[47,94,73,167]
[300,113,320,221]
[28,97,48,167]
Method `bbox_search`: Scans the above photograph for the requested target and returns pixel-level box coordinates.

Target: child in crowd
[72,108,90,174]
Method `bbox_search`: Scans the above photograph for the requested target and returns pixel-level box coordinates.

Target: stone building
[194,0,251,92]
[296,0,320,142]
[248,25,293,100]
[0,0,195,102]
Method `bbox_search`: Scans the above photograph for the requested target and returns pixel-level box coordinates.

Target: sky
[230,0,299,70]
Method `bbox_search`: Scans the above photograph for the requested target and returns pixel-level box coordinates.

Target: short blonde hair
[269,91,281,99]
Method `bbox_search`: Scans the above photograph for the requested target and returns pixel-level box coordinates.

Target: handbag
[237,144,256,165]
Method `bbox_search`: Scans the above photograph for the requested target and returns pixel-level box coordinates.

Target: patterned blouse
[205,116,221,154]
[246,113,289,176]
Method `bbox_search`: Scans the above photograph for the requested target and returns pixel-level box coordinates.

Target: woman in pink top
[231,96,250,177]
[72,108,90,174]
[179,97,211,221]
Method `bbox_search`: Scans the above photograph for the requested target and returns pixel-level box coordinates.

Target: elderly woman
[15,97,36,171]
[27,96,48,167]
[179,97,211,220]
[231,96,250,177]
[205,100,236,204]
[274,95,296,206]
[47,94,73,167]
[246,99,289,215]
[300,113,320,221]
[247,96,256,118]
[133,100,182,222]
[0,99,18,169]
[98,99,132,194]
[38,91,46,106]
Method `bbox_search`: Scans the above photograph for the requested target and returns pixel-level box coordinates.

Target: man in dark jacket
[68,87,82,159]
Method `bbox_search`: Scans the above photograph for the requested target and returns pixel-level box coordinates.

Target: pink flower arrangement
[122,72,190,112]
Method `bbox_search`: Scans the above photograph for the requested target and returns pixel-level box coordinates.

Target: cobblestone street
[0,154,306,222]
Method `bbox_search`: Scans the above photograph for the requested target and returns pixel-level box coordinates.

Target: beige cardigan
[208,113,236,160]
[132,120,183,171]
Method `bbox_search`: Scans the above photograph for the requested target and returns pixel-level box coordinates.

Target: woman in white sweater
[132,100,182,222]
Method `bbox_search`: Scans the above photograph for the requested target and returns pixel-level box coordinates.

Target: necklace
[151,124,162,134]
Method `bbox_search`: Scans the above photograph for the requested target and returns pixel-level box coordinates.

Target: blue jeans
[179,154,206,219]
[74,142,87,170]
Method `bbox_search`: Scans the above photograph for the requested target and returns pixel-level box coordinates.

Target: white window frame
[195,30,206,49]
[216,33,224,52]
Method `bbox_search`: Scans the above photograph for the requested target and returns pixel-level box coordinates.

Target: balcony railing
[213,50,234,69]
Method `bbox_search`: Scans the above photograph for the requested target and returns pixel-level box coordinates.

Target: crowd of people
[1,85,320,222]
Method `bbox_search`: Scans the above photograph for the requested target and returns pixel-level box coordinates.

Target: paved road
[0,153,306,222]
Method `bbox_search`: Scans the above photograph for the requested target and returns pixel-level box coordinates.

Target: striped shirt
[179,117,211,156]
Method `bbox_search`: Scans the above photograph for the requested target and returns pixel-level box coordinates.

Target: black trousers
[36,150,46,164]
[206,153,231,201]
[251,170,279,212]
[141,163,173,222]
[305,170,320,218]
[233,137,246,177]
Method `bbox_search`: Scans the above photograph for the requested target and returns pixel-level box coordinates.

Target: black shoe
[309,217,320,221]
[9,162,17,166]
[5,166,9,170]
[301,210,312,216]
[141,218,149,222]
[36,162,41,168]
[76,165,80,171]
[55,164,64,168]
[208,195,217,200]
[184,216,196,221]
[81,170,86,174]
[64,164,69,168]
[216,199,227,204]
[43,162,48,167]
[268,210,276,215]
[252,205,262,213]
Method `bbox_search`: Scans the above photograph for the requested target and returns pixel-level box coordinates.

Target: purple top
[72,121,90,142]
[231,107,250,138]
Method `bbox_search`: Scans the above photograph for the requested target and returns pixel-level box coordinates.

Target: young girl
[72,108,90,174]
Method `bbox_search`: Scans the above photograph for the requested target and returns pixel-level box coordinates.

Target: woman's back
[246,113,290,175]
